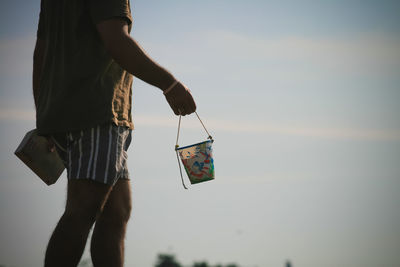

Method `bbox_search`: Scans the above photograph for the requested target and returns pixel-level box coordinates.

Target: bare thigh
[99,179,132,223]
[65,179,114,221]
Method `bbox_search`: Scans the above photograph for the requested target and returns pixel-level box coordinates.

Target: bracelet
[163,80,179,95]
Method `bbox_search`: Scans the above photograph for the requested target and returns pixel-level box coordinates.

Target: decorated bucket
[174,112,214,188]
[176,139,214,184]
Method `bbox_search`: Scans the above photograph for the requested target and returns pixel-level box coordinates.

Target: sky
[1,0,400,266]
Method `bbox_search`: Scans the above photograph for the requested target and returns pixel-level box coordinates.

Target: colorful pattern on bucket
[177,140,214,184]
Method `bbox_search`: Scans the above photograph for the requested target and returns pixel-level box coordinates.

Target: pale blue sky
[1,1,400,267]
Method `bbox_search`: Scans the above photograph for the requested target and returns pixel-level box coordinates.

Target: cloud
[0,108,35,121]
[0,36,35,75]
[205,31,400,72]
[141,30,400,84]
[134,114,400,141]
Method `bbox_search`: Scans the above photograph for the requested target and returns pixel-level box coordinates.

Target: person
[33,0,196,266]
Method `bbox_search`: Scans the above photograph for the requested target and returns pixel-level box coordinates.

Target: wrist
[163,80,179,95]
[160,74,176,92]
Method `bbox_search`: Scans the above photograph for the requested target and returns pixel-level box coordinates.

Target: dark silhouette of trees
[155,253,182,267]
[193,262,209,267]
[191,263,239,267]
[191,262,238,267]
[154,253,240,267]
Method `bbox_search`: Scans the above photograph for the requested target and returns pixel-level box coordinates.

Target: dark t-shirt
[36,0,134,135]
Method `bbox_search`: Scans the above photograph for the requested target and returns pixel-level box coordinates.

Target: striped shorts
[51,123,132,185]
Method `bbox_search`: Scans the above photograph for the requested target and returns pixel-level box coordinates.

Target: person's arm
[33,38,45,109]
[96,19,196,116]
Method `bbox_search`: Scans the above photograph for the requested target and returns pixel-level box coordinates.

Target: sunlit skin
[95,19,196,116]
[33,16,197,267]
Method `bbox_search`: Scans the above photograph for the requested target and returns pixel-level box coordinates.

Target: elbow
[100,31,130,59]
[96,19,130,57]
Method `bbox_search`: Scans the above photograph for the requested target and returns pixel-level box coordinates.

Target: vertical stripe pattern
[115,126,121,170]
[86,128,95,177]
[56,124,132,185]
[104,124,113,184]
[92,126,101,179]
[68,133,73,178]
[76,131,83,178]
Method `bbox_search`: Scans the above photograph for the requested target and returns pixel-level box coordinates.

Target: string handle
[175,111,212,147]
[194,111,213,141]
[175,111,212,189]
[175,115,187,189]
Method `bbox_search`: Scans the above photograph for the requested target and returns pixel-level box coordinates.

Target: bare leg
[44,179,113,267]
[91,179,132,267]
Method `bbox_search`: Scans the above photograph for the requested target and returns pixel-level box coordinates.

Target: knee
[101,201,132,226]
[120,201,132,222]
[114,200,132,223]
[64,201,104,226]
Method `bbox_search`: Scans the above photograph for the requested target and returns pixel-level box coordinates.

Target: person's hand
[164,82,196,116]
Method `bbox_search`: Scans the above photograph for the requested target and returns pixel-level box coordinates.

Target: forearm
[109,34,175,90]
[98,21,176,91]
[33,38,45,109]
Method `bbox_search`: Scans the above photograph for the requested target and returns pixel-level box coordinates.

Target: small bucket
[176,140,214,184]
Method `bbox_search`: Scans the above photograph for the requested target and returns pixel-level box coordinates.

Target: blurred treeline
[0,253,241,267]
[0,254,293,267]
[76,253,240,267]
[155,253,239,267]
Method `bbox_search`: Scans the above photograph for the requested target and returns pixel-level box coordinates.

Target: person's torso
[36,0,133,135]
